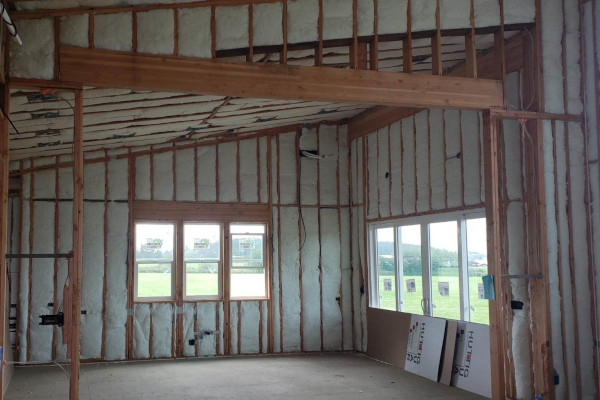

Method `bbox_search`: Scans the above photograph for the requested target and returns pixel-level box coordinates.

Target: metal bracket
[501,273,542,280]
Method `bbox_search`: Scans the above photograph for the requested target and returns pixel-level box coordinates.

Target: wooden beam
[58,46,504,111]
[0,83,9,400]
[348,106,421,142]
[69,88,84,400]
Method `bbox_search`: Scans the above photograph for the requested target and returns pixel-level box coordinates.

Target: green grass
[377,275,489,325]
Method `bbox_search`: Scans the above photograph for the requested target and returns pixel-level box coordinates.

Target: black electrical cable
[0,103,20,135]
[299,207,307,251]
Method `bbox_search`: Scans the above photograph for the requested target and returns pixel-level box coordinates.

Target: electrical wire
[0,1,22,45]
[6,360,70,380]
[0,103,20,135]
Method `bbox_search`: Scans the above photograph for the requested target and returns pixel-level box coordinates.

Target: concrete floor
[5,353,486,399]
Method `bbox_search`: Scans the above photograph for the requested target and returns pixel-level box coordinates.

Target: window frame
[368,209,486,323]
[133,221,177,302]
[228,223,268,300]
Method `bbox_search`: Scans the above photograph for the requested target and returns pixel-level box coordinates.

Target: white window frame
[182,222,223,301]
[368,209,486,322]
[134,221,176,302]
[229,223,268,300]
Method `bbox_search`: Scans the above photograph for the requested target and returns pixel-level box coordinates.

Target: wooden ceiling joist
[56,46,504,112]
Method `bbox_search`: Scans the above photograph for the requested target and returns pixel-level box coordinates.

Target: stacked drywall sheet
[10,0,536,80]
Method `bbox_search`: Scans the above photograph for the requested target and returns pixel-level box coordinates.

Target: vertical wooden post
[431,0,442,75]
[69,88,84,400]
[403,0,413,73]
[464,0,477,78]
[482,111,506,400]
[0,83,9,400]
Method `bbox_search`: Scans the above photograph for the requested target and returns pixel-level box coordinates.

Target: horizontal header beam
[58,46,504,111]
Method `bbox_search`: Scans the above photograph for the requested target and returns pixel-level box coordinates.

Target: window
[369,211,489,325]
[134,220,269,302]
[230,224,267,298]
[135,223,175,300]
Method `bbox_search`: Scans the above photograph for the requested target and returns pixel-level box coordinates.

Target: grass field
[377,275,489,325]
[138,272,265,298]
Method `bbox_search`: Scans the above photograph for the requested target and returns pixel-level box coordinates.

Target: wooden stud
[317,0,323,66]
[132,12,138,53]
[194,147,198,202]
[281,0,288,64]
[101,151,108,360]
[149,145,154,200]
[295,129,303,351]
[126,151,135,360]
[316,126,324,351]
[403,0,413,73]
[54,17,60,80]
[52,158,59,361]
[211,6,216,59]
[276,134,283,353]
[215,143,219,202]
[26,160,33,362]
[427,110,432,212]
[465,0,477,78]
[88,13,94,48]
[223,223,231,355]
[215,302,220,355]
[335,125,344,349]
[175,220,183,357]
[376,129,380,218]
[266,135,274,353]
[370,0,378,70]
[351,0,358,68]
[236,141,241,202]
[256,138,261,203]
[442,110,448,209]
[258,300,263,353]
[412,115,417,213]
[347,131,356,350]
[0,83,9,399]
[172,147,177,201]
[173,9,179,57]
[237,301,242,354]
[431,0,442,75]
[458,111,465,207]
[387,125,392,217]
[69,88,84,400]
[248,4,254,62]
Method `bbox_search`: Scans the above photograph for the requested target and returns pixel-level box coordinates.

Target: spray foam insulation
[134,304,150,359]
[378,0,407,35]
[318,125,339,206]
[105,202,128,360]
[60,14,88,47]
[376,128,390,218]
[197,145,217,202]
[279,207,301,352]
[253,2,283,46]
[240,302,260,354]
[322,0,353,40]
[137,9,174,55]
[10,18,54,80]
[339,210,352,350]
[239,139,259,203]
[175,148,195,201]
[401,117,416,214]
[320,209,342,351]
[440,0,470,30]
[81,202,105,359]
[135,155,151,200]
[216,5,249,50]
[151,303,173,358]
[29,201,55,361]
[152,151,175,201]
[177,8,212,58]
[287,0,319,44]
[218,142,238,202]
[94,12,133,52]
[415,112,429,213]
[366,132,378,218]
[357,0,374,36]
[278,132,298,204]
[300,208,320,351]
[461,111,482,205]
[300,127,318,206]
[429,110,445,210]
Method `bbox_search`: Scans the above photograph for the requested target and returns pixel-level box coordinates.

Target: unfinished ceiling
[8,88,369,159]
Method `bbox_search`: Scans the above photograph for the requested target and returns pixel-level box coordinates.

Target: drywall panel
[216,5,249,50]
[415,111,429,212]
[29,201,54,361]
[367,308,411,367]
[60,15,88,47]
[175,148,195,201]
[378,0,407,34]
[178,8,212,58]
[389,122,403,215]
[197,145,217,202]
[239,139,259,203]
[151,303,173,358]
[137,9,174,55]
[105,202,128,360]
[377,128,391,218]
[323,0,353,40]
[319,125,339,206]
[218,142,238,202]
[301,208,321,351]
[240,301,260,354]
[300,127,318,206]
[152,151,174,201]
[253,2,283,46]
[10,18,54,80]
[402,117,416,214]
[429,109,445,210]
[133,304,150,359]
[279,132,297,204]
[444,110,462,208]
[81,202,104,359]
[461,111,481,205]
[94,13,133,52]
[135,155,151,200]
[280,207,301,352]
[287,0,319,43]
[367,132,378,218]
[321,209,342,351]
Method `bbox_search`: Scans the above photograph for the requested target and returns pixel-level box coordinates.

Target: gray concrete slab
[5,353,486,399]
